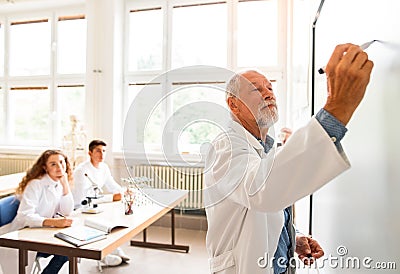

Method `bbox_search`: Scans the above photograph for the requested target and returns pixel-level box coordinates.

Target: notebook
[54,226,107,247]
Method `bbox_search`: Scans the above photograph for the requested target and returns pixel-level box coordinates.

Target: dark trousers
[36,252,68,274]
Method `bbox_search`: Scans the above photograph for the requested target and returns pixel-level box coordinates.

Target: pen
[318,40,379,74]
[56,212,66,218]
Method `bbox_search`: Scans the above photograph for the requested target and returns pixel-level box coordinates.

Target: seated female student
[10,149,74,274]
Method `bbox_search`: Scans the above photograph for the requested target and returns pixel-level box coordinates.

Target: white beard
[256,103,279,128]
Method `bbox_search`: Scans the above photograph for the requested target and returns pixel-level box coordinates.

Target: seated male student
[72,139,130,267]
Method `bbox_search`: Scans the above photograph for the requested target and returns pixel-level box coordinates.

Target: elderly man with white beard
[203,43,374,274]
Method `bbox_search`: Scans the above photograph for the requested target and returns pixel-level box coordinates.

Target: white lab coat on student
[203,118,350,274]
[0,175,73,274]
[9,174,74,231]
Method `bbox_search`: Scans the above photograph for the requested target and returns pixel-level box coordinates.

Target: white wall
[84,0,125,165]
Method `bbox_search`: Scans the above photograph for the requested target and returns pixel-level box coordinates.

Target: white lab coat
[72,160,122,208]
[203,118,350,274]
[9,174,74,231]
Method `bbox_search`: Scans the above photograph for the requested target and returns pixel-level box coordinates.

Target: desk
[0,172,25,197]
[0,188,188,274]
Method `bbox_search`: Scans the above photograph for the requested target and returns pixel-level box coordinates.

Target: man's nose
[261,88,275,101]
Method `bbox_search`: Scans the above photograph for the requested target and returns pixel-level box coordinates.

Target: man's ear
[227,96,240,114]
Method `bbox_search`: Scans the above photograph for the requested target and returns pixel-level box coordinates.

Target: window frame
[0,7,86,147]
[123,0,289,156]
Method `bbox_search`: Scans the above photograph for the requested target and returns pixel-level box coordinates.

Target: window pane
[127,84,164,146]
[0,89,4,142]
[171,83,227,154]
[57,17,87,74]
[9,20,51,76]
[291,0,311,110]
[128,8,163,71]
[0,23,4,77]
[9,87,50,143]
[58,86,85,136]
[172,3,227,68]
[237,0,278,67]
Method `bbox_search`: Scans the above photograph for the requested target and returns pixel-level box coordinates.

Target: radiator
[0,157,36,176]
[132,165,204,211]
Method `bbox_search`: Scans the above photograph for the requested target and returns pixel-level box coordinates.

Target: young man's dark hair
[88,140,107,152]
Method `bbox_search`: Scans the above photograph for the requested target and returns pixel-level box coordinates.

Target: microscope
[81,173,104,214]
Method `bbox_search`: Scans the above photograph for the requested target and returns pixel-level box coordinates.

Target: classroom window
[237,0,279,67]
[0,88,4,142]
[0,23,3,142]
[0,23,4,77]
[125,0,286,155]
[127,83,164,147]
[171,2,227,68]
[170,82,227,154]
[128,8,163,71]
[9,19,51,76]
[57,15,87,74]
[58,85,86,136]
[9,86,50,143]
[0,12,86,147]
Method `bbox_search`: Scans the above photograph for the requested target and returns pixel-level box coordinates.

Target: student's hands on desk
[43,217,73,228]
[113,193,122,201]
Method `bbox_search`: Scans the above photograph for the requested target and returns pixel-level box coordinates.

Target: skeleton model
[62,115,87,169]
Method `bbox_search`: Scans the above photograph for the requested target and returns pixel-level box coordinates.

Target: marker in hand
[318,40,379,74]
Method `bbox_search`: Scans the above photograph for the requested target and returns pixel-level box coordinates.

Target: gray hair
[226,69,264,100]
[226,73,242,99]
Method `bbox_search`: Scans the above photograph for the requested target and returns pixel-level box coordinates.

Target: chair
[0,195,20,273]
[31,255,45,274]
[0,195,44,274]
[0,195,20,227]
[0,195,96,273]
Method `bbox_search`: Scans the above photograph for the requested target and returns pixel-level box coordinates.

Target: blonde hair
[16,150,73,194]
